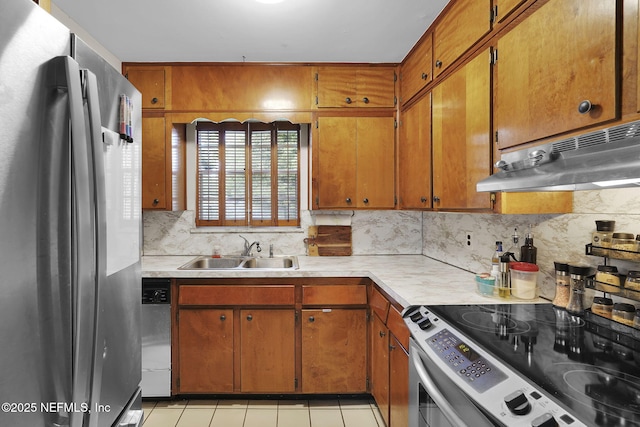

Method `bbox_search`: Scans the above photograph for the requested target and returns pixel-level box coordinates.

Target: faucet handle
[256,243,262,253]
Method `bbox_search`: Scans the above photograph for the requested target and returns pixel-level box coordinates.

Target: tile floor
[142,398,385,427]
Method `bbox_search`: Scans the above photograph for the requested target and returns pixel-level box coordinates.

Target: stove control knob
[504,391,531,416]
[531,413,558,427]
[417,317,432,330]
[406,307,423,322]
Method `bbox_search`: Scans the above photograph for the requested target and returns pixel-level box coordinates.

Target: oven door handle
[411,349,470,427]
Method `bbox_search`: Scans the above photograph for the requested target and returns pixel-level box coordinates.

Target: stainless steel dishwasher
[141,278,171,397]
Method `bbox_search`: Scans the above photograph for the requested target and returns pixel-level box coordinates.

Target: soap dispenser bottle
[520,225,537,264]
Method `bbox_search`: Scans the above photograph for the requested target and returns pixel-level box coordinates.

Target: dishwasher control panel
[142,279,170,304]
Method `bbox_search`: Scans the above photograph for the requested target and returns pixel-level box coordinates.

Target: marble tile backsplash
[143,188,640,300]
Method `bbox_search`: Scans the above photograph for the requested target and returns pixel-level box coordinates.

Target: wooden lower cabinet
[389,335,409,427]
[371,314,390,426]
[240,309,296,392]
[301,308,368,393]
[178,308,233,393]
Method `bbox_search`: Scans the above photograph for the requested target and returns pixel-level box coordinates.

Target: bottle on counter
[497,253,512,298]
[490,241,503,278]
[552,262,570,308]
[520,226,537,264]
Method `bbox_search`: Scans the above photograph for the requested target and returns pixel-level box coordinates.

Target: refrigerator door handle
[53,56,99,427]
[81,69,108,427]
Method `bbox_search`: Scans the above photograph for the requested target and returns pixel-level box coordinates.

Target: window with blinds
[196,121,300,227]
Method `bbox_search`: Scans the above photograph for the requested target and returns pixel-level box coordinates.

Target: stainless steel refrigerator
[0,1,143,426]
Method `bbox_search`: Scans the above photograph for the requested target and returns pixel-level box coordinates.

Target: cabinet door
[355,68,396,108]
[126,68,166,109]
[141,115,167,209]
[495,0,617,149]
[495,0,526,23]
[399,94,431,209]
[316,67,395,108]
[316,117,357,208]
[432,50,491,210]
[400,33,433,105]
[178,309,233,393]
[356,116,395,208]
[389,335,409,427]
[370,314,390,427]
[240,309,295,392]
[301,309,367,393]
[433,0,492,77]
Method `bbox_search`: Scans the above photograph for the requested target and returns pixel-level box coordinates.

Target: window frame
[195,121,301,227]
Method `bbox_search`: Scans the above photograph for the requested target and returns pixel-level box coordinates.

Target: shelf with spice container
[585,243,640,301]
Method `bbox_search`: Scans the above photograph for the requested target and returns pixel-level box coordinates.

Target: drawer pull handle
[220,315,226,321]
[309,316,315,323]
[246,314,253,321]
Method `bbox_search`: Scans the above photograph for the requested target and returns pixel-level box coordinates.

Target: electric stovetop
[427,304,640,427]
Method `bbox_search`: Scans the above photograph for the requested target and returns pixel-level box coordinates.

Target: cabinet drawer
[387,306,410,350]
[369,287,390,323]
[302,285,367,306]
[179,285,295,306]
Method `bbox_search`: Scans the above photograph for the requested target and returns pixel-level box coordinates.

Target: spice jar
[595,265,621,293]
[592,220,615,256]
[566,265,591,315]
[624,270,640,292]
[591,297,613,318]
[612,303,636,326]
[612,232,637,260]
[552,262,570,308]
[634,309,640,330]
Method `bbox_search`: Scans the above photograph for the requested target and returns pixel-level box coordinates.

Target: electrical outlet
[465,232,473,248]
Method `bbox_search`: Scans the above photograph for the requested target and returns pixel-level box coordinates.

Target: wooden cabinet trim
[369,287,390,323]
[302,284,367,306]
[178,285,296,306]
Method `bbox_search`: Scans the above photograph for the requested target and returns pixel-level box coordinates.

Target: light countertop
[142,254,548,307]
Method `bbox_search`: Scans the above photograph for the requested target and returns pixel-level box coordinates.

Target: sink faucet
[239,235,261,257]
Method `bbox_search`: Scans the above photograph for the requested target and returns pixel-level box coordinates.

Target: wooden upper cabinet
[316,67,396,108]
[398,93,431,209]
[125,66,168,109]
[495,0,618,150]
[494,0,527,23]
[314,116,395,209]
[141,115,167,209]
[171,65,313,111]
[432,49,492,210]
[400,33,433,105]
[433,0,492,78]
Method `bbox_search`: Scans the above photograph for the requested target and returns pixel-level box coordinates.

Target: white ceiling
[53,0,450,63]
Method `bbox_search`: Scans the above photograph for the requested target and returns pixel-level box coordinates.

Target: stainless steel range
[404,304,640,427]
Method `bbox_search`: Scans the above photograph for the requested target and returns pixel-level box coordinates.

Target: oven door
[409,338,502,427]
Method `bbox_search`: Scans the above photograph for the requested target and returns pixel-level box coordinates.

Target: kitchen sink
[178,255,299,270]
[241,256,299,269]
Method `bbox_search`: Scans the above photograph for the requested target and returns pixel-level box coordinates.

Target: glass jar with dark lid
[592,220,615,256]
[612,232,637,260]
[612,303,636,326]
[595,265,620,293]
[624,270,640,292]
[591,297,613,318]
[566,265,591,315]
[552,262,570,308]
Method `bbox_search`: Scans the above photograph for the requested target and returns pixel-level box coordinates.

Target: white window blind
[196,122,299,227]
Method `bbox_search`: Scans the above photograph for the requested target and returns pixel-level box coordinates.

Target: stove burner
[459,309,531,337]
[560,363,640,426]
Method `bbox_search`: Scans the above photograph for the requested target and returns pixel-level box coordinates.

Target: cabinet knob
[346,197,352,204]
[246,314,253,321]
[389,344,396,351]
[578,100,594,114]
[421,197,427,203]
[362,97,369,104]
[152,198,159,206]
[433,196,440,203]
[379,330,386,338]
[363,198,369,204]
[345,97,352,104]
[308,316,315,323]
[151,97,159,104]
[435,60,443,68]
[220,314,226,321]
[421,72,428,80]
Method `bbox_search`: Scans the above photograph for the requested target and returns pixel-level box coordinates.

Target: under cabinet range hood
[477,120,640,192]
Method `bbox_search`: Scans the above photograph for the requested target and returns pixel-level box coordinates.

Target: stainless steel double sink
[178,255,299,270]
